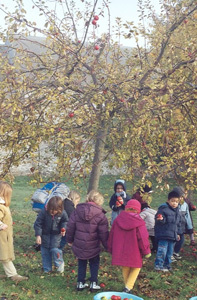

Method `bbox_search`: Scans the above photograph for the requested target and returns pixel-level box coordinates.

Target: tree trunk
[88,124,108,192]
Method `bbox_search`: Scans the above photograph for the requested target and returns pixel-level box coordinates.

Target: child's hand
[1,224,8,230]
[68,243,72,246]
[157,214,163,220]
[177,235,180,241]
[116,196,123,207]
[61,228,66,236]
[36,236,42,245]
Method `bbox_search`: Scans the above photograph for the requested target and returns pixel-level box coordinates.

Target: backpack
[31,182,70,213]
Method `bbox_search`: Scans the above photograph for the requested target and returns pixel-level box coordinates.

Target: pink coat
[108,211,150,268]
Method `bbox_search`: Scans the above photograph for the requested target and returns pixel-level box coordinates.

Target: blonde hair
[86,190,104,206]
[68,190,80,208]
[47,196,63,215]
[0,181,12,207]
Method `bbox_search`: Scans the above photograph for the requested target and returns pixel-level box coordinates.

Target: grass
[0,175,197,300]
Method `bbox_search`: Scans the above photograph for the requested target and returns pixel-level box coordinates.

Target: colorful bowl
[93,291,144,300]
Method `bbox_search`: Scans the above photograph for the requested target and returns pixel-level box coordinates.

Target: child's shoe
[77,282,89,291]
[10,274,28,282]
[90,282,101,292]
[57,261,64,273]
[171,255,177,262]
[173,252,182,260]
[123,287,132,293]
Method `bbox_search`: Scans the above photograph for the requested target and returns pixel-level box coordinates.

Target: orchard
[0,0,196,193]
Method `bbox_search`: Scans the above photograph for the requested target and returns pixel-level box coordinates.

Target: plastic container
[93,291,144,300]
[190,297,197,300]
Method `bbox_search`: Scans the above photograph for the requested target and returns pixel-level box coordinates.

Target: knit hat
[125,199,141,213]
[172,186,185,197]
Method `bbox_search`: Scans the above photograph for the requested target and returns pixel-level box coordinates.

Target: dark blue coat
[34,209,68,249]
[154,202,181,241]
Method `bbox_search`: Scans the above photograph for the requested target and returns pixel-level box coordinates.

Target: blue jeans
[174,234,184,253]
[155,239,174,270]
[59,235,67,250]
[77,255,100,283]
[41,246,64,272]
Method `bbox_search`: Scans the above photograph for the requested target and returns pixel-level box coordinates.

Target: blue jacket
[154,202,181,241]
[34,209,68,249]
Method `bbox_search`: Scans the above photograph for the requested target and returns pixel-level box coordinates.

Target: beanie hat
[172,186,185,197]
[125,199,141,213]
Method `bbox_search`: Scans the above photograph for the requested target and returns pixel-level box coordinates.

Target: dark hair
[168,191,180,200]
[141,202,150,210]
[47,196,63,214]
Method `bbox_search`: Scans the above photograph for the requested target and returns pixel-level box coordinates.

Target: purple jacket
[66,202,109,259]
[108,211,150,268]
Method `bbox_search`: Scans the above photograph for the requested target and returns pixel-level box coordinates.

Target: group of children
[0,179,196,294]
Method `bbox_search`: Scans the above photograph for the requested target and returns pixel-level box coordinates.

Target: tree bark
[88,124,108,192]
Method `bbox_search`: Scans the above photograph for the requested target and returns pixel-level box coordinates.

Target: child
[64,190,81,218]
[0,181,28,282]
[108,199,151,293]
[184,190,196,246]
[140,203,157,252]
[154,191,181,272]
[66,190,109,292]
[132,183,153,207]
[60,190,81,250]
[34,196,68,273]
[172,186,193,260]
[109,179,130,225]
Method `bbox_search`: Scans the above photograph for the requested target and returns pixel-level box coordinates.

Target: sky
[0,0,162,46]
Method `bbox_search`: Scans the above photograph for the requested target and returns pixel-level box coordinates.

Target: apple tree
[0,0,196,192]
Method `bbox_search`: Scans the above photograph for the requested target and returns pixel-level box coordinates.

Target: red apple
[100,282,106,288]
[94,15,99,20]
[61,228,66,232]
[92,19,97,25]
[157,214,163,220]
[69,112,74,117]
[183,19,188,24]
[120,98,125,102]
[78,40,81,43]
[94,45,99,50]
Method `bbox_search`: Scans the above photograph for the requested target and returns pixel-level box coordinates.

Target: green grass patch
[0,175,197,300]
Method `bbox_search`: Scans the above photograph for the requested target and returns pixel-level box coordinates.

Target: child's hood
[114,179,127,192]
[115,211,145,230]
[75,202,104,221]
[0,197,5,204]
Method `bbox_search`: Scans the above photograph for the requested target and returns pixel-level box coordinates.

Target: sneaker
[90,282,101,292]
[173,253,182,260]
[10,274,28,282]
[154,266,162,271]
[162,268,169,272]
[171,255,177,262]
[57,261,64,273]
[77,282,89,291]
[190,240,196,246]
[123,287,132,293]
